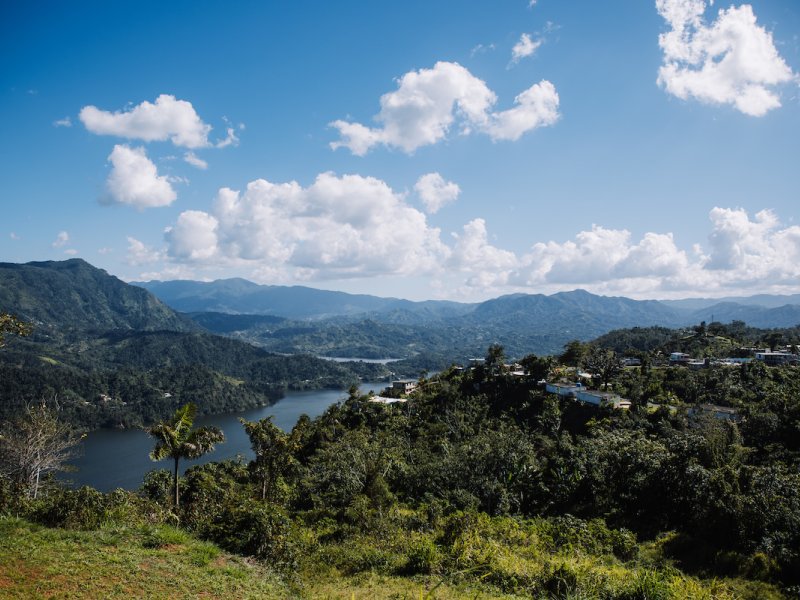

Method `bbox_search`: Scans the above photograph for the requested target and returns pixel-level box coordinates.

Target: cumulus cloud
[704,207,800,282]
[53,117,72,127]
[513,227,690,287]
[656,0,796,116]
[449,219,518,288]
[164,172,450,279]
[126,237,164,265]
[183,151,208,170]
[105,144,177,209]
[447,207,800,298]
[80,94,213,148]
[482,80,560,141]
[414,173,460,213]
[330,61,559,155]
[52,231,69,248]
[165,210,220,262]
[150,188,799,298]
[511,33,542,64]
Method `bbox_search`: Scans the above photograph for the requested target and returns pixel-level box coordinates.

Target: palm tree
[147,403,224,508]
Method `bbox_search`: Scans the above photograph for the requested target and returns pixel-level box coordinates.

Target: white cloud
[514,226,689,286]
[330,61,559,155]
[215,126,239,148]
[97,247,113,255]
[656,0,796,116]
[449,207,800,298]
[126,236,164,265]
[165,210,220,262]
[149,181,800,298]
[63,249,78,256]
[470,43,496,57]
[529,0,538,7]
[9,232,20,240]
[137,264,199,282]
[105,144,177,209]
[511,33,542,64]
[704,207,800,282]
[483,80,560,141]
[414,173,460,213]
[53,117,72,127]
[165,172,450,279]
[79,94,213,148]
[183,151,208,170]
[449,219,518,289]
[52,231,69,248]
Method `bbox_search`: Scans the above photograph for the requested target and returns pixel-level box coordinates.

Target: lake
[64,380,388,492]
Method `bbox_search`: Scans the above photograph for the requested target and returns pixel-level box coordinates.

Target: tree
[559,340,589,368]
[484,343,506,376]
[241,416,298,502]
[0,312,31,347]
[583,347,624,389]
[147,402,224,508]
[519,353,553,381]
[0,403,84,499]
[763,332,783,352]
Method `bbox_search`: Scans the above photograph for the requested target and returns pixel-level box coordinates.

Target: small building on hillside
[391,380,418,395]
[545,382,582,398]
[754,352,798,366]
[669,352,691,365]
[545,382,631,410]
[576,389,631,410]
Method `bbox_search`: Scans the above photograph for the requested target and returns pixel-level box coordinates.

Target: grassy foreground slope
[0,517,289,599]
[0,516,784,600]
[0,517,523,599]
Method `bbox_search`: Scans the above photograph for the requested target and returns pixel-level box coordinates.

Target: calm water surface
[66,381,387,492]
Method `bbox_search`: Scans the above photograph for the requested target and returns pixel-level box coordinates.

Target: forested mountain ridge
[136,278,472,320]
[140,274,800,360]
[0,259,195,334]
[0,260,388,429]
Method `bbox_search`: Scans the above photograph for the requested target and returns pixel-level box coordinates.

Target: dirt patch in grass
[0,560,44,589]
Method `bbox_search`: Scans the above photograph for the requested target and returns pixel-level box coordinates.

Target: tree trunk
[33,466,40,500]
[173,457,180,509]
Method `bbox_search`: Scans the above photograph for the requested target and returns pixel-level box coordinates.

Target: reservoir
[65,380,388,492]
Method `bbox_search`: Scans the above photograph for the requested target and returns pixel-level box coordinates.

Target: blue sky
[2,0,799,301]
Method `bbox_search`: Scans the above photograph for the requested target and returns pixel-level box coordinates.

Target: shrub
[403,535,441,574]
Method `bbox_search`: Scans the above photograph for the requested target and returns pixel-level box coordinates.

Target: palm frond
[173,402,197,435]
[149,442,170,461]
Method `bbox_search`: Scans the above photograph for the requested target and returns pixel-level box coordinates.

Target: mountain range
[3,258,800,363]
[136,273,800,357]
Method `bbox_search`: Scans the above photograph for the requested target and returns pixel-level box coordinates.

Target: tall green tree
[559,340,589,368]
[241,416,298,501]
[583,347,623,389]
[147,402,224,508]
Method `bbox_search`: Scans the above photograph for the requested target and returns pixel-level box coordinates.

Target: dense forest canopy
[3,327,800,597]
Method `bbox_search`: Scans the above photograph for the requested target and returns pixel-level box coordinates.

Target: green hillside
[0,259,389,429]
[0,259,195,335]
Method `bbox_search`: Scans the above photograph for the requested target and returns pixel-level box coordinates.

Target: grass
[0,517,288,599]
[0,515,789,599]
